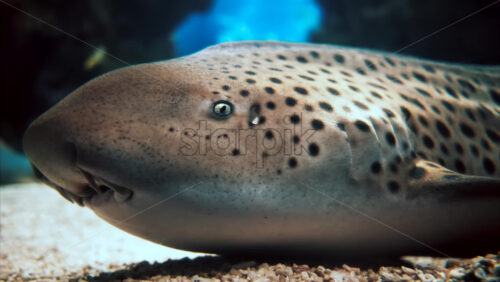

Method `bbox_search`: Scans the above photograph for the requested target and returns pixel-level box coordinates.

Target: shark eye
[212,100,234,118]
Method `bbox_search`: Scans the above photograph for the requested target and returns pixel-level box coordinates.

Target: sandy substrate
[1,183,499,281]
[0,183,202,280]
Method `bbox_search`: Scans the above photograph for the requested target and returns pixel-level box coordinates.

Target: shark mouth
[31,165,133,206]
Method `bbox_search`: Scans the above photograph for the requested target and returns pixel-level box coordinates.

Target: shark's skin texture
[23,41,500,257]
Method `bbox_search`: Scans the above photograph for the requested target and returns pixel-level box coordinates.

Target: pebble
[449,268,466,279]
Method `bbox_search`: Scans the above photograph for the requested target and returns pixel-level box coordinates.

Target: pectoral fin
[406,160,500,200]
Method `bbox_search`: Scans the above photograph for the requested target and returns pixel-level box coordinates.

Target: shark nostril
[30,162,93,206]
[80,169,100,192]
[97,185,111,193]
[31,164,49,183]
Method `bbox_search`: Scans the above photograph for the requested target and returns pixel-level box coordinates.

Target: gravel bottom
[3,253,499,281]
[1,184,499,281]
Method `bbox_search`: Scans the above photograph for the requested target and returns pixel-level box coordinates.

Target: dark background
[1,0,499,152]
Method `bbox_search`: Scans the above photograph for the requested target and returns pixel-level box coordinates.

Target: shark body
[23,41,500,256]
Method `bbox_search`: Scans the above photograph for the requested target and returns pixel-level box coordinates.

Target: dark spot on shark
[356,68,366,75]
[354,120,370,132]
[415,88,431,97]
[371,161,382,174]
[431,106,440,114]
[384,57,395,66]
[483,158,495,175]
[348,85,360,92]
[444,87,458,99]
[353,101,368,110]
[457,79,476,93]
[299,75,314,81]
[309,51,320,59]
[327,87,340,96]
[371,91,382,99]
[290,114,300,124]
[296,56,308,63]
[308,143,319,156]
[311,119,324,130]
[422,64,436,73]
[264,87,275,94]
[455,159,466,173]
[441,100,455,112]
[265,130,274,139]
[412,72,427,83]
[285,97,297,107]
[386,75,403,84]
[383,109,395,118]
[418,115,428,127]
[436,120,451,138]
[337,123,345,131]
[400,93,425,110]
[333,54,345,64]
[294,87,308,95]
[319,102,333,112]
[364,59,377,71]
[277,54,286,60]
[400,106,411,121]
[465,108,476,121]
[459,122,475,138]
[423,135,434,149]
[385,132,396,146]
[258,116,266,125]
[270,77,282,84]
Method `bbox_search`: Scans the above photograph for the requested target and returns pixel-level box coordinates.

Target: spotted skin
[190,42,499,188]
[23,41,500,256]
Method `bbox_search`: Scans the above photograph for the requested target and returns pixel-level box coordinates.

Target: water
[173,0,321,55]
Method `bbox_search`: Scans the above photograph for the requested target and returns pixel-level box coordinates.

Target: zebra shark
[23,41,500,257]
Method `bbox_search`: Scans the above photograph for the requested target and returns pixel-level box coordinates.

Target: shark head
[23,41,500,256]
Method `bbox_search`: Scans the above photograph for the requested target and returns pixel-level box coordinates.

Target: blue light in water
[173,0,322,56]
[0,143,33,184]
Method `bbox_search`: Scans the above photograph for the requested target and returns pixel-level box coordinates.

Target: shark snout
[23,112,133,206]
[23,115,95,203]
